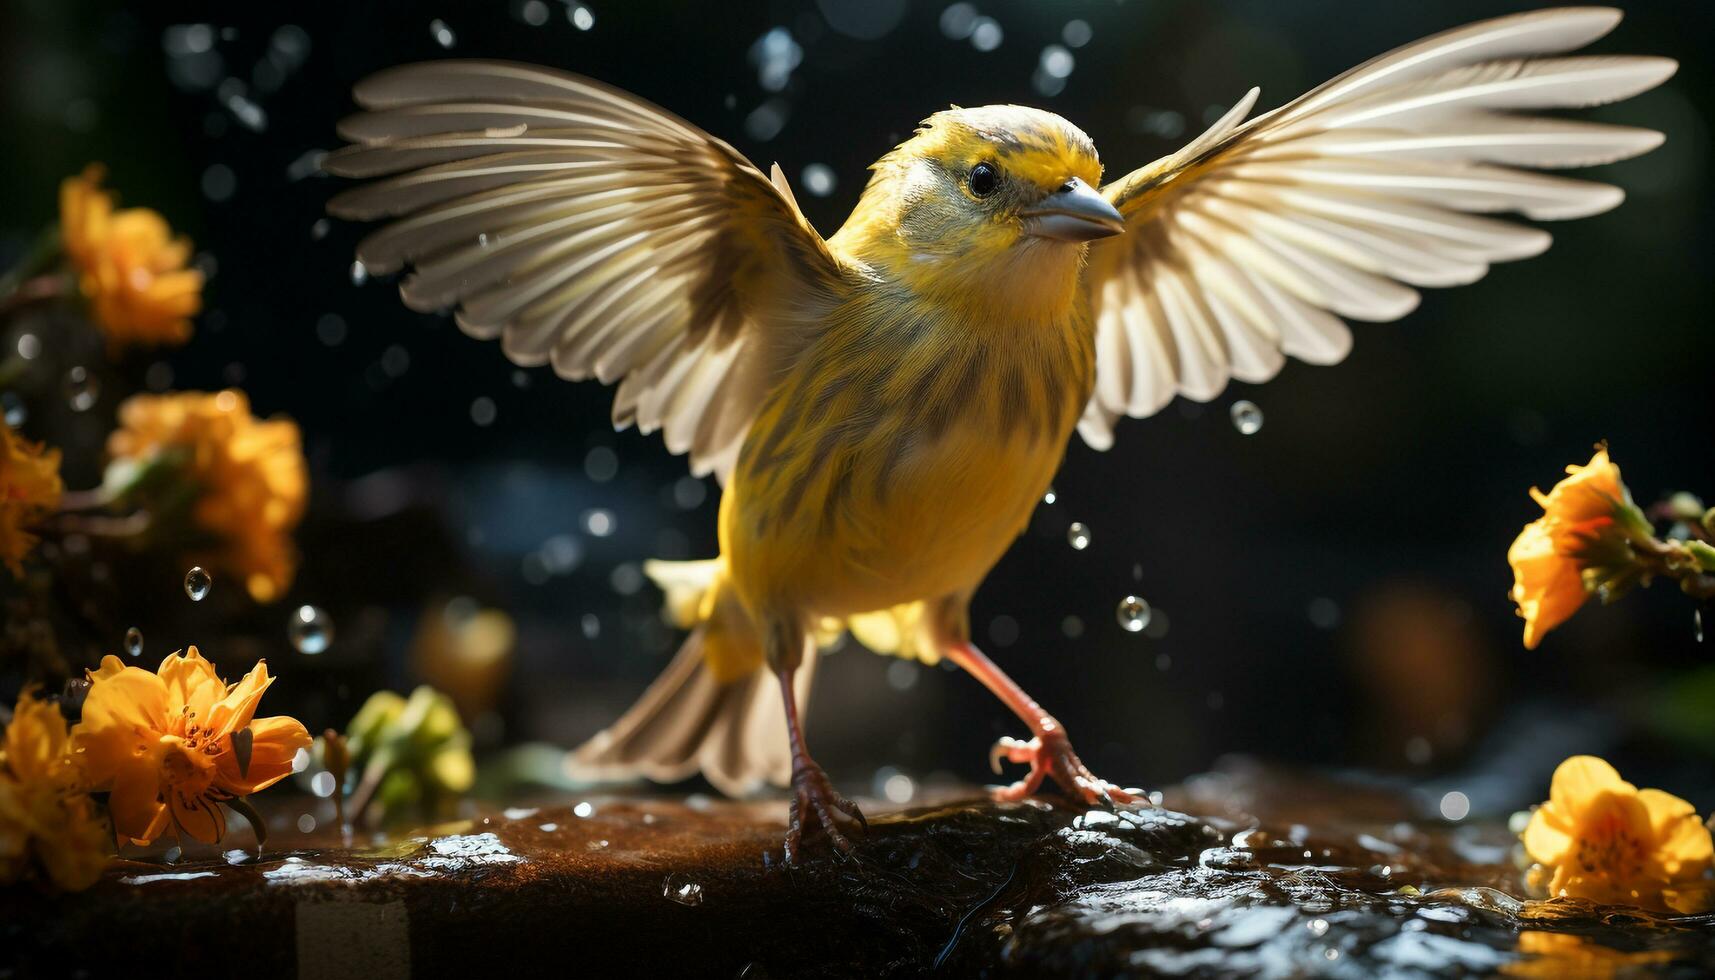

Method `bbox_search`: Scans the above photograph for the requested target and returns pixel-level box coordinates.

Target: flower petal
[1509,520,1589,649]
[76,664,169,751]
[214,715,311,795]
[107,755,167,844]
[1522,808,1574,865]
[206,660,274,737]
[167,789,227,844]
[157,646,225,721]
[1639,789,1714,876]
[1549,756,1629,813]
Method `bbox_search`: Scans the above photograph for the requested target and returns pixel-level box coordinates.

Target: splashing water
[663,875,705,907]
[124,627,143,657]
[184,566,213,601]
[64,367,99,412]
[1067,522,1091,550]
[289,605,333,654]
[1230,400,1264,435]
[1116,595,1151,633]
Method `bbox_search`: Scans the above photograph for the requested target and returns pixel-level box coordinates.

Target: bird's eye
[968,162,999,198]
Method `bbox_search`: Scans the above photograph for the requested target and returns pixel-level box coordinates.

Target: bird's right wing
[325,60,846,481]
[1078,7,1674,449]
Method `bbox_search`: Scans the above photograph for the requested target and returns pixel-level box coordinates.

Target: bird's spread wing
[325,60,845,480]
[1078,7,1674,449]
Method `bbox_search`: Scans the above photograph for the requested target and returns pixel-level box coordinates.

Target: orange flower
[71,647,311,845]
[1508,449,1647,649]
[0,689,112,890]
[59,165,202,349]
[0,423,64,578]
[1520,756,1713,913]
[108,390,307,602]
[1508,519,1588,650]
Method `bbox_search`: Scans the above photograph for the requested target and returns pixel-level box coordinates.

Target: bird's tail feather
[566,559,812,796]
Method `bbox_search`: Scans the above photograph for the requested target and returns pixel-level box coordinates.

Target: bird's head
[836,105,1122,310]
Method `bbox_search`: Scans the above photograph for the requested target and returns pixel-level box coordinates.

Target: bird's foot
[784,760,867,866]
[988,725,1147,808]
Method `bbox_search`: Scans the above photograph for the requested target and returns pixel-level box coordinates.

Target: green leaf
[1688,540,1715,573]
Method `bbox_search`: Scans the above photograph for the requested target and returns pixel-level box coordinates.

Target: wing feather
[326,60,846,480]
[1081,7,1672,447]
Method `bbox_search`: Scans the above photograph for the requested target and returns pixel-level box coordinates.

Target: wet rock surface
[6,766,1714,978]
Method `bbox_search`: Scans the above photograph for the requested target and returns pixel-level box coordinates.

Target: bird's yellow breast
[720,278,1094,622]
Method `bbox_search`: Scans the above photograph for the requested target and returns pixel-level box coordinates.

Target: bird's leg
[776,662,866,865]
[941,640,1142,807]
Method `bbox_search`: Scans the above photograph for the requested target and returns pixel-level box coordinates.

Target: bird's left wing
[325,60,845,480]
[1078,7,1674,449]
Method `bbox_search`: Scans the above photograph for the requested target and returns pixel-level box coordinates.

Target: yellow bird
[327,7,1673,861]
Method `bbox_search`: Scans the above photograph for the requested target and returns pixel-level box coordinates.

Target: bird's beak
[1021,177,1125,242]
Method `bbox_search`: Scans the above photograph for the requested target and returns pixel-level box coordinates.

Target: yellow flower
[71,647,312,844]
[59,165,203,349]
[1520,756,1714,913]
[0,423,64,578]
[0,690,112,891]
[1507,519,1587,651]
[108,390,307,602]
[1508,449,1646,649]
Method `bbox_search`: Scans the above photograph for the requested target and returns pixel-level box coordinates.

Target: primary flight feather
[326,7,1674,862]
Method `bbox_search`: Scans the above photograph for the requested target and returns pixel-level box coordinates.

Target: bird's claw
[783,761,866,866]
[986,727,1148,809]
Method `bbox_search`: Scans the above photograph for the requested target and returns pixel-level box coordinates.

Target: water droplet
[884,659,918,691]
[584,446,619,482]
[1039,44,1075,80]
[1696,609,1704,643]
[1230,399,1263,435]
[289,605,333,654]
[429,18,456,48]
[184,566,212,601]
[310,771,336,797]
[1116,595,1151,633]
[296,813,317,833]
[1066,522,1091,550]
[1307,918,1330,937]
[64,366,98,412]
[1438,790,1471,821]
[470,396,497,427]
[969,16,1003,51]
[1042,487,1056,505]
[16,333,40,360]
[568,3,595,30]
[124,627,143,657]
[349,260,369,286]
[663,876,704,907]
[582,508,615,537]
[940,2,978,39]
[518,0,549,26]
[801,163,836,197]
[573,801,594,818]
[3,392,26,427]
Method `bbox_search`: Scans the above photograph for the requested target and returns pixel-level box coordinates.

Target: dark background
[2,0,1711,817]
